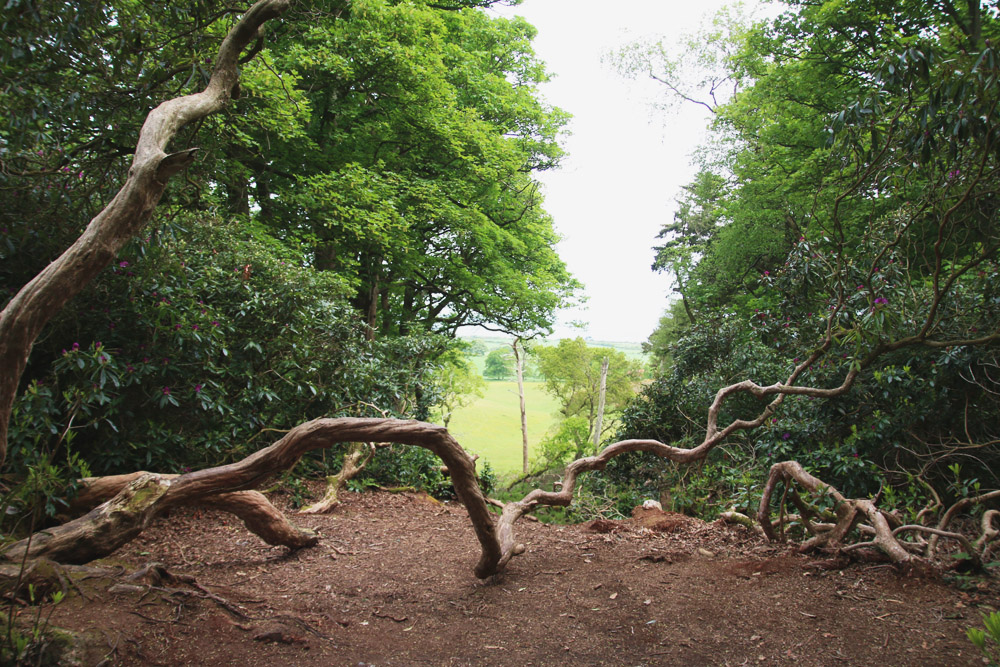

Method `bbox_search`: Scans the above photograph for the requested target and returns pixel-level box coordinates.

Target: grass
[443,380,562,476]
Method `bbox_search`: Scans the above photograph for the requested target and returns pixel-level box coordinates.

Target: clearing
[29,489,997,665]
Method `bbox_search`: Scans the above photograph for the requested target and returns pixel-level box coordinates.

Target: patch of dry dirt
[37,489,998,665]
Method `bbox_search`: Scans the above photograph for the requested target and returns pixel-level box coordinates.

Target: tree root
[756,460,997,574]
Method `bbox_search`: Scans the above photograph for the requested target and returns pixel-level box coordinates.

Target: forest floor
[29,488,998,666]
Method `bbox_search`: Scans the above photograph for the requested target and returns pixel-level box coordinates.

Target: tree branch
[0,0,294,467]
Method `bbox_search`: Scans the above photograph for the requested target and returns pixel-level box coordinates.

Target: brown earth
[26,488,998,665]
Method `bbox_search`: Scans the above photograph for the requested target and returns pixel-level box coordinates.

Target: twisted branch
[0,0,294,467]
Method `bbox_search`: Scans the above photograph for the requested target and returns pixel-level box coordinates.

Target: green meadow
[444,380,562,475]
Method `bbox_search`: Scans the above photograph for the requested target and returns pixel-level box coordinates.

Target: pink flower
[162,386,171,395]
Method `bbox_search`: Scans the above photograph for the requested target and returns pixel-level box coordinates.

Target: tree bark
[592,356,609,450]
[757,461,921,569]
[512,338,529,474]
[298,442,377,514]
[3,418,505,578]
[0,0,293,467]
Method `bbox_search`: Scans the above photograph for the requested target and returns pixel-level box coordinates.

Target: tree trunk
[512,339,530,474]
[3,418,506,578]
[593,356,609,450]
[0,0,294,467]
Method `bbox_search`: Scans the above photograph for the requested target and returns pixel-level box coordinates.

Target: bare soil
[35,488,998,665]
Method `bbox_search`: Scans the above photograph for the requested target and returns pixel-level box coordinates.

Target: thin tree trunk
[513,339,529,474]
[593,356,609,450]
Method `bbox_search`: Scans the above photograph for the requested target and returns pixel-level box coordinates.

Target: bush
[4,214,458,509]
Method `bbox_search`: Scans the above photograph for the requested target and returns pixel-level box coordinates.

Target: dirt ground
[31,488,998,666]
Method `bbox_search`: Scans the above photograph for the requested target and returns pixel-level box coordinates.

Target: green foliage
[4,216,456,486]
[430,345,486,427]
[1,584,66,666]
[1,0,579,507]
[350,446,453,497]
[484,348,515,380]
[531,415,589,473]
[967,611,1000,667]
[607,0,1000,521]
[534,338,643,452]
[246,0,580,337]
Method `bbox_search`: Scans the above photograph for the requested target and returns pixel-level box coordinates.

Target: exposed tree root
[756,461,998,574]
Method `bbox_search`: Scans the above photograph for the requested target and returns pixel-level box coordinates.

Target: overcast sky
[484,0,746,343]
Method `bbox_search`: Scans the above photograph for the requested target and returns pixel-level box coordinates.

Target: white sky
[485,0,746,343]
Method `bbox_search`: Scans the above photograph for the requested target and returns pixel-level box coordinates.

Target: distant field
[444,380,562,475]
[462,335,649,377]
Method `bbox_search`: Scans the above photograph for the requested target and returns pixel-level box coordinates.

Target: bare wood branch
[3,418,502,578]
[757,461,921,569]
[0,0,294,467]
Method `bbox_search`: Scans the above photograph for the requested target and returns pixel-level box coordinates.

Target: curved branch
[927,489,1000,557]
[3,418,502,578]
[757,461,919,568]
[0,0,293,467]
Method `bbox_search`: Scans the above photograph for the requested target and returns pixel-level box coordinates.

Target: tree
[535,339,643,456]
[652,170,728,323]
[0,0,296,468]
[604,0,1000,560]
[483,348,514,380]
[230,0,580,338]
[512,337,530,474]
[6,0,1000,586]
[431,347,486,428]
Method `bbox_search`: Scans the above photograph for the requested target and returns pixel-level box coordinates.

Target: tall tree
[535,339,643,456]
[226,0,579,337]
